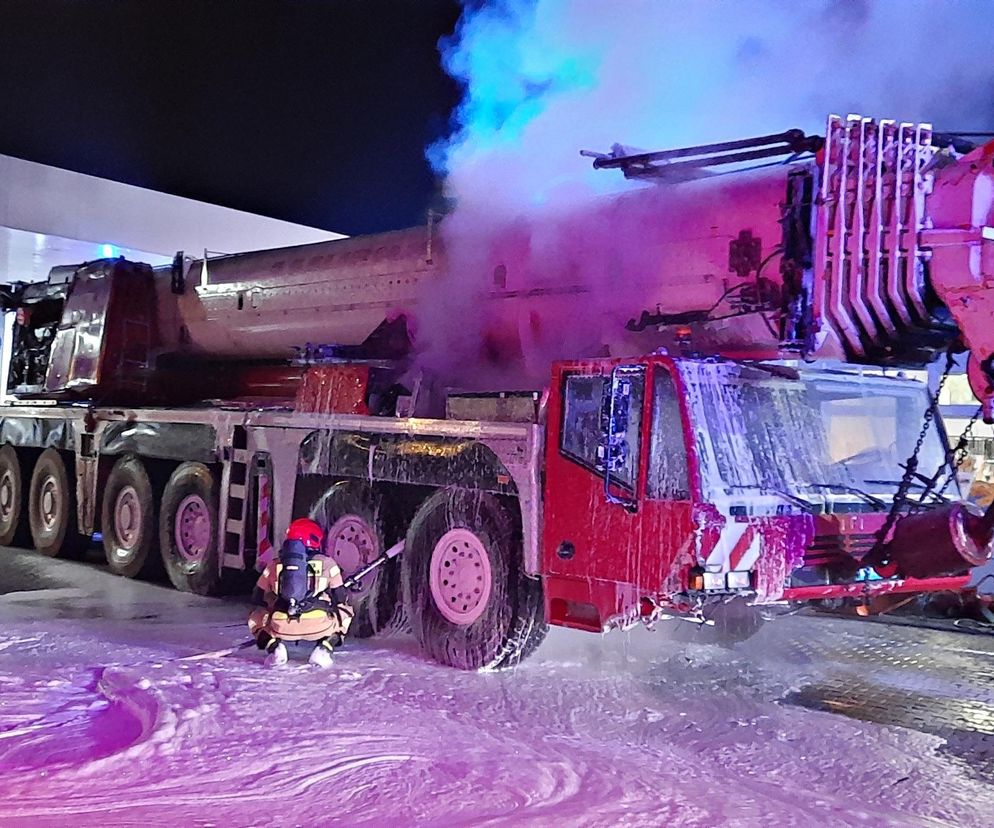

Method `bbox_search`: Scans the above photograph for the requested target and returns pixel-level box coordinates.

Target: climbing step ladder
[220,425,249,570]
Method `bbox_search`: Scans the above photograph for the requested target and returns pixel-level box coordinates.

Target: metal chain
[871,348,956,555]
[934,405,983,500]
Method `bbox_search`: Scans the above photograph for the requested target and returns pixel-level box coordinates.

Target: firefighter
[247,517,354,668]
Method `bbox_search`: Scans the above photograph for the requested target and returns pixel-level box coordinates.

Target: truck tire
[673,599,765,647]
[492,574,547,669]
[102,455,162,579]
[0,445,30,547]
[402,488,546,670]
[28,448,87,558]
[159,462,220,595]
[309,481,403,638]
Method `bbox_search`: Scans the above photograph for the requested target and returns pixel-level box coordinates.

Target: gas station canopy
[0,153,344,284]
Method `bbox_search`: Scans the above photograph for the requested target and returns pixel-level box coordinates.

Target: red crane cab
[541,354,990,632]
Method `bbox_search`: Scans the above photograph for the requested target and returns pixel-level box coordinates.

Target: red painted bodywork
[146,361,306,406]
[294,364,371,415]
[540,354,984,633]
[44,259,159,401]
[541,354,817,631]
[542,357,696,630]
[782,575,971,602]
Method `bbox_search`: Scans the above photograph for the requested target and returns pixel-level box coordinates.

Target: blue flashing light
[101,244,117,258]
[856,567,884,582]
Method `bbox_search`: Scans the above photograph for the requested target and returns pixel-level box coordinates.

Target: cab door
[542,359,697,630]
[635,363,697,601]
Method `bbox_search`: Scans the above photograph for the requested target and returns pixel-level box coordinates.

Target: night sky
[0,0,463,236]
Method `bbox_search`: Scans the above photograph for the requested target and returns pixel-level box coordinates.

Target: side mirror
[599,365,643,512]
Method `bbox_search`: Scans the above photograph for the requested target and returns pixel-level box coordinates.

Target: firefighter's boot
[264,641,288,668]
[308,639,335,669]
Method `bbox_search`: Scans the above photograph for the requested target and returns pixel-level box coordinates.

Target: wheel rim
[39,474,61,532]
[175,494,211,563]
[429,528,493,626]
[327,515,379,600]
[113,485,141,554]
[0,468,14,525]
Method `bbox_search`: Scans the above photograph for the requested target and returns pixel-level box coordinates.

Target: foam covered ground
[2,548,993,827]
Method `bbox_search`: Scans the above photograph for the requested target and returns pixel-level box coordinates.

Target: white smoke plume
[416,0,994,388]
[433,0,994,209]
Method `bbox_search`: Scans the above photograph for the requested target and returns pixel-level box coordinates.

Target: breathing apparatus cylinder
[277,539,312,616]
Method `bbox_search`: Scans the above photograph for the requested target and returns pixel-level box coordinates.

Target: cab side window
[561,372,644,490]
[560,374,606,469]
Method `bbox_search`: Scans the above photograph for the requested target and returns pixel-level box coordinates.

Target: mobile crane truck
[1,114,993,669]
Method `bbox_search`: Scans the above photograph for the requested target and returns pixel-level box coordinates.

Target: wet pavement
[3,545,994,825]
[781,622,994,785]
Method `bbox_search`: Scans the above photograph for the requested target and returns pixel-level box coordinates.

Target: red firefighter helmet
[284,517,324,552]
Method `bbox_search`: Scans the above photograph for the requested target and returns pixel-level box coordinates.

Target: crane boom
[4,114,993,420]
[590,114,994,420]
